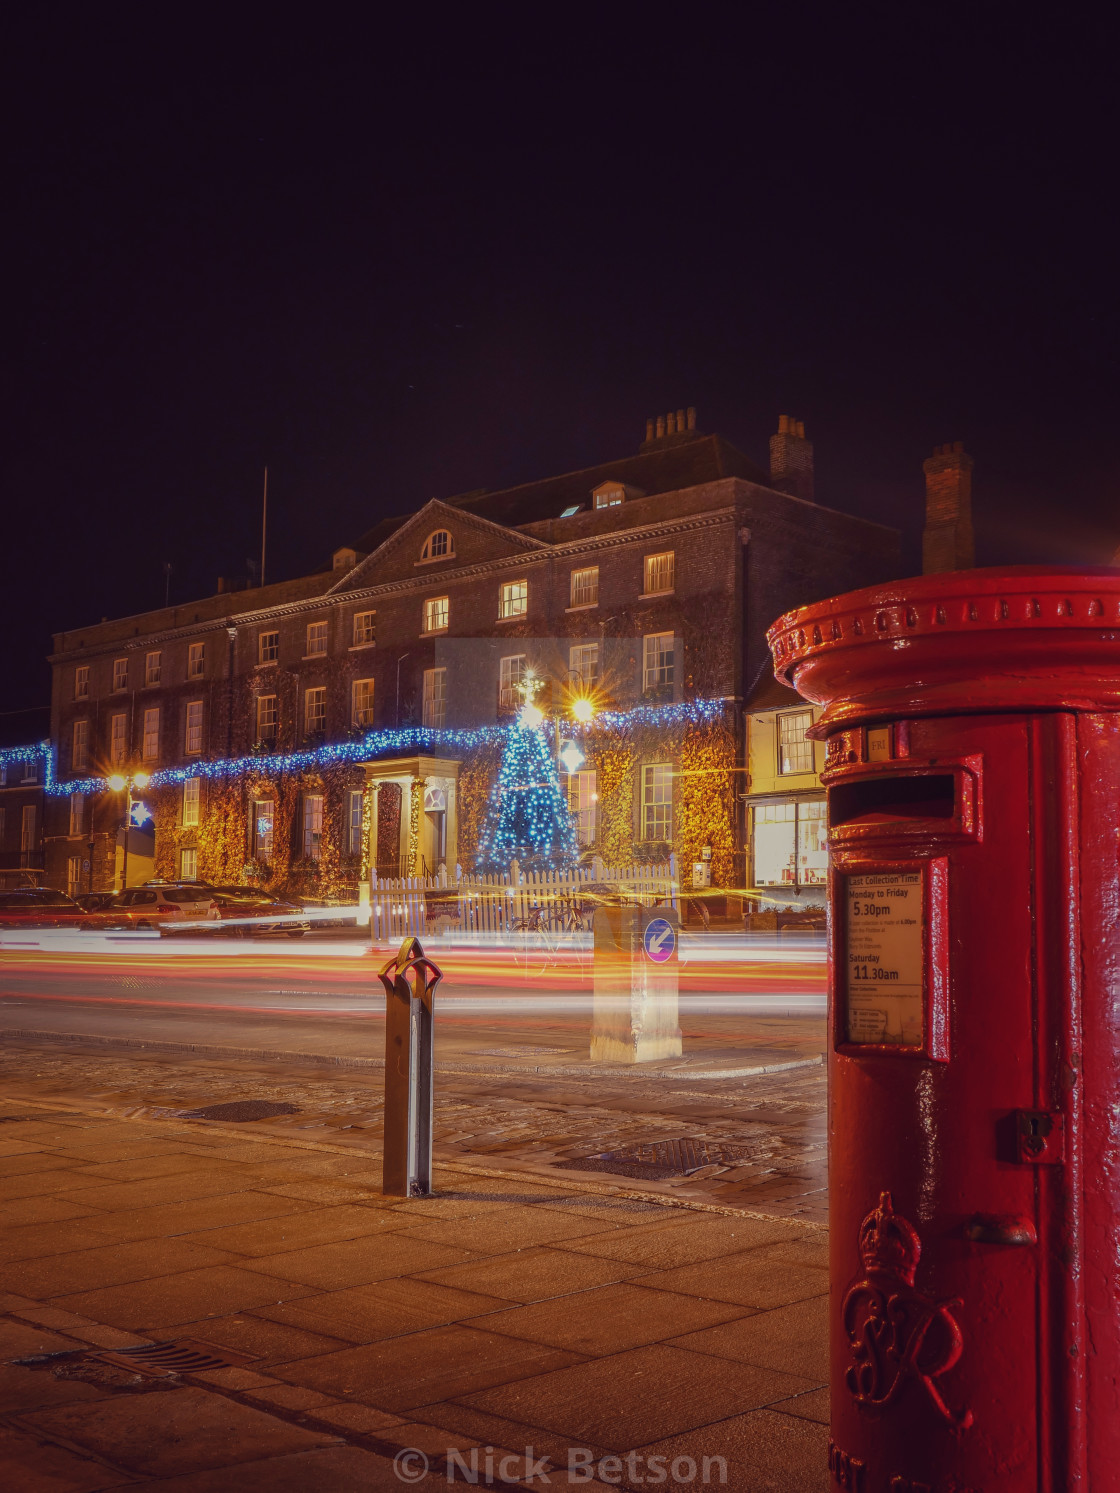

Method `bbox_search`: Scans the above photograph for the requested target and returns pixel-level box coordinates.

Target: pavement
[0,1082,829,1492]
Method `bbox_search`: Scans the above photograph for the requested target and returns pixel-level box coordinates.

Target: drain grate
[95,1338,258,1378]
[561,1137,754,1180]
[179,1100,300,1122]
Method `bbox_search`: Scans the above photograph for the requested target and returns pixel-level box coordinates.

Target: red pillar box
[767,567,1120,1493]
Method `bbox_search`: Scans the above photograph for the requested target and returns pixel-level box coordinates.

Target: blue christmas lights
[475,717,579,871]
[30,696,730,798]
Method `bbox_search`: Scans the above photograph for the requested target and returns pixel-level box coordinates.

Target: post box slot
[830,773,956,828]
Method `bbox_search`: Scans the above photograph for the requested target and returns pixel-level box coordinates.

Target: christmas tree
[476,717,579,871]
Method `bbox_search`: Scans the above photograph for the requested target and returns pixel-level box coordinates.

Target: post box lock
[964,1213,1038,1247]
[1015,1109,1064,1165]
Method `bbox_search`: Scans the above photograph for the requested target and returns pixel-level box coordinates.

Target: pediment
[328,499,548,593]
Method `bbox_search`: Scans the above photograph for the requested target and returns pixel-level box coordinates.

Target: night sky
[5,9,1117,717]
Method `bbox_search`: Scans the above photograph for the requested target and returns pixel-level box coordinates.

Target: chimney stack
[769,415,815,502]
[640,407,703,453]
[922,441,974,574]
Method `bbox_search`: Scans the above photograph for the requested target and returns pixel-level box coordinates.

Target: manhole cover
[561,1138,753,1180]
[179,1100,300,1122]
[95,1339,258,1378]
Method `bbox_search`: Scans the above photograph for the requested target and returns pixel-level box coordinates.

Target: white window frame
[68,854,83,898]
[594,487,624,509]
[112,658,128,692]
[421,529,453,561]
[185,700,204,755]
[22,759,38,784]
[305,620,328,657]
[304,687,327,734]
[643,632,675,691]
[74,665,89,700]
[422,596,449,635]
[145,651,162,686]
[777,709,816,775]
[187,642,205,679]
[110,712,127,765]
[182,777,201,827]
[257,694,278,742]
[352,679,375,727]
[499,655,527,710]
[352,611,376,647]
[302,794,324,861]
[500,579,528,619]
[252,799,274,858]
[564,768,598,847]
[641,763,674,841]
[258,630,279,664]
[751,799,827,888]
[569,567,599,608]
[422,667,447,728]
[569,643,600,691]
[179,846,199,881]
[72,719,89,772]
[643,551,675,596]
[142,707,160,762]
[69,792,85,837]
[347,789,364,856]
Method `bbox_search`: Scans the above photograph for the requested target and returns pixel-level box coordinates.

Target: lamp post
[107,770,150,890]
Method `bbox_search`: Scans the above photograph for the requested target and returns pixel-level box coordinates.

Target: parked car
[77,891,119,915]
[205,885,310,937]
[0,887,90,928]
[100,883,221,931]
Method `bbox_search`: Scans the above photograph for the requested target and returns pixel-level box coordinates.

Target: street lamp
[107,770,150,890]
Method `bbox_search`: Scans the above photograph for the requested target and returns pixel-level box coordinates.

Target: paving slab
[458,1342,819,1452]
[50,1264,319,1330]
[633,1247,827,1310]
[666,1295,830,1382]
[73,1190,317,1242]
[239,1232,481,1289]
[392,1205,627,1253]
[180,1201,405,1256]
[163,1311,357,1364]
[4,1236,241,1298]
[269,1323,586,1409]
[636,1406,829,1493]
[0,1421,136,1490]
[15,1384,339,1478]
[123,1444,414,1492]
[554,1214,799,1269]
[414,1245,648,1303]
[263,1276,516,1341]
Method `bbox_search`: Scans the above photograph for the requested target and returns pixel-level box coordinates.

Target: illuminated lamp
[571,697,594,723]
[559,740,585,774]
[132,771,151,789]
[520,703,544,728]
[107,774,127,792]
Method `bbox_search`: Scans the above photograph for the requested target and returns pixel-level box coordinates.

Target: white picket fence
[368,856,678,944]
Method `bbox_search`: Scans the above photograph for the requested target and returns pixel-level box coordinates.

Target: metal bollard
[378,935,441,1196]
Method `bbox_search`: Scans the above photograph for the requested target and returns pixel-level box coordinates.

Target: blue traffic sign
[643,917,676,963]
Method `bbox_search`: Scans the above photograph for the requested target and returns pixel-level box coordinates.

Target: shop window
[752,799,828,887]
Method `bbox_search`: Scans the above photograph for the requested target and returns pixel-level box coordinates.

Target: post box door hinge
[1015,1109,1064,1164]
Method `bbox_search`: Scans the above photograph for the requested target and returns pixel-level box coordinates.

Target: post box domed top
[767,565,1120,728]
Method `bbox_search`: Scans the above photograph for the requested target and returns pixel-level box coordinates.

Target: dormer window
[591,480,644,510]
[421,529,453,562]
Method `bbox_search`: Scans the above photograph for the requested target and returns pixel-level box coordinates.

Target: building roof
[347,431,767,557]
[744,672,809,712]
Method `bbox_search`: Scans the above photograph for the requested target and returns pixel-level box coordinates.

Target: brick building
[0,707,50,885]
[39,411,901,901]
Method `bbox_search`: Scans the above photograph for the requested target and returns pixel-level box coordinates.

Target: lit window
[185,700,203,754]
[499,655,526,710]
[145,651,161,686]
[21,804,37,857]
[423,596,449,634]
[643,633,675,690]
[69,792,85,837]
[352,678,375,727]
[112,658,128,692]
[778,710,815,775]
[142,707,160,762]
[305,687,326,734]
[180,847,198,881]
[569,643,599,690]
[348,790,364,856]
[752,799,827,887]
[257,695,278,742]
[306,621,328,656]
[22,759,38,784]
[564,769,598,847]
[302,794,324,860]
[258,631,279,664]
[644,551,675,595]
[182,777,200,826]
[641,764,674,841]
[110,713,127,765]
[74,666,89,700]
[72,720,89,772]
[67,855,83,898]
[594,486,624,509]
[500,580,528,619]
[352,611,376,647]
[421,529,452,561]
[570,567,599,608]
[187,642,205,679]
[422,667,447,728]
[253,799,274,858]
